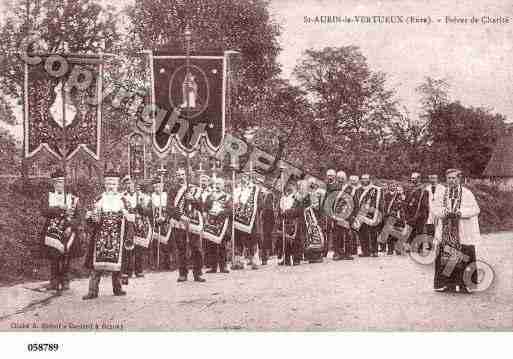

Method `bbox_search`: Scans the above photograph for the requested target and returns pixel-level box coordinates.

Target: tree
[0,0,120,122]
[124,0,281,133]
[293,46,399,174]
[416,77,507,177]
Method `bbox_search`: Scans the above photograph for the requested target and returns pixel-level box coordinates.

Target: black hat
[50,168,65,179]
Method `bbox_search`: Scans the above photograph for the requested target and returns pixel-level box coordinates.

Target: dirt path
[1,232,511,331]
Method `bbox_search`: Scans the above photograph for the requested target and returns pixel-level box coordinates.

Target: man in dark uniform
[232,173,262,270]
[405,172,429,253]
[278,177,310,265]
[168,167,206,283]
[40,169,82,292]
[151,177,172,270]
[382,184,407,255]
[322,169,338,258]
[121,177,152,283]
[332,172,358,260]
[204,177,231,273]
[259,188,275,265]
[354,174,384,257]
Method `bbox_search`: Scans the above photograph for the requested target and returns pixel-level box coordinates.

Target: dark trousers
[260,230,273,263]
[206,239,227,271]
[152,237,172,270]
[359,224,378,255]
[87,271,122,296]
[283,236,303,264]
[235,230,255,259]
[434,244,477,290]
[50,255,70,286]
[122,246,144,276]
[386,236,398,254]
[333,225,353,257]
[176,229,203,277]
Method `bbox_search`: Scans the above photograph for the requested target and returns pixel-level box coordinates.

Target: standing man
[322,169,338,258]
[83,170,132,300]
[405,172,429,252]
[432,169,480,293]
[278,178,307,265]
[425,174,445,239]
[197,173,212,270]
[382,184,407,255]
[332,170,349,260]
[232,173,261,270]
[168,167,206,282]
[348,175,361,256]
[259,187,275,265]
[332,172,358,260]
[41,169,82,292]
[354,174,383,257]
[151,177,172,270]
[204,177,231,273]
[305,178,325,263]
[121,177,152,283]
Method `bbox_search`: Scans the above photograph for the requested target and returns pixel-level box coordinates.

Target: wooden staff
[231,162,236,267]
[280,165,286,262]
[156,163,167,269]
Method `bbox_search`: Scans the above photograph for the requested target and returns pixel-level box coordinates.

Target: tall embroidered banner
[151,51,231,156]
[24,54,103,160]
[128,132,146,181]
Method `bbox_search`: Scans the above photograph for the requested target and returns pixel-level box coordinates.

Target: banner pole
[231,167,236,267]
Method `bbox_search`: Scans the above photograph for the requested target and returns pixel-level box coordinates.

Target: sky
[269,0,513,122]
[2,0,513,139]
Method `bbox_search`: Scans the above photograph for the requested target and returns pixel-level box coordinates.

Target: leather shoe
[177,276,187,282]
[114,290,126,296]
[82,294,98,300]
[342,256,354,260]
[434,286,449,292]
[206,269,217,274]
[194,276,206,282]
[219,268,229,273]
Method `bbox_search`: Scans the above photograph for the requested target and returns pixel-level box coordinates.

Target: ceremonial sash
[354,186,382,228]
[44,192,76,254]
[151,192,172,244]
[234,185,259,233]
[304,206,325,250]
[44,218,75,254]
[332,185,355,229]
[202,194,229,244]
[93,212,125,271]
[134,216,152,248]
[124,192,152,248]
[170,185,204,234]
[153,208,173,244]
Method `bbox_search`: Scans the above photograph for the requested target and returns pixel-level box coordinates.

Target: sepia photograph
[0,0,512,349]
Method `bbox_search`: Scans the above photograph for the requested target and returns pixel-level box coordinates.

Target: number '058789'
[27,344,59,351]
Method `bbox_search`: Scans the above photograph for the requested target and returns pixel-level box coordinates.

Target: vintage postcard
[0,1,512,349]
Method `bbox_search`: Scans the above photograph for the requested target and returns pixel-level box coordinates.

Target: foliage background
[0,0,511,285]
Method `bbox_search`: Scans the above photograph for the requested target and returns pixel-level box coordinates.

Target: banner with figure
[151,51,233,156]
[24,54,103,161]
[128,132,146,181]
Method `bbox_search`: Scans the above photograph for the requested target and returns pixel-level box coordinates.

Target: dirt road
[1,232,511,331]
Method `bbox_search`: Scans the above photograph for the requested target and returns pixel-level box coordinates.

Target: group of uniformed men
[40,166,446,299]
